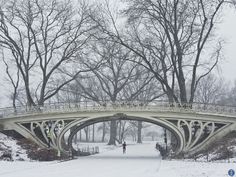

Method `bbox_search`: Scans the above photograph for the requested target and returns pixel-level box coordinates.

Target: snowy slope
[0,133,29,161]
[0,142,235,177]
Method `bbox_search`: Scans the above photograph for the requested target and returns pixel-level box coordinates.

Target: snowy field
[0,142,235,177]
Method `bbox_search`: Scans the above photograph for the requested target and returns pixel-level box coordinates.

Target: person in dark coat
[122,141,126,154]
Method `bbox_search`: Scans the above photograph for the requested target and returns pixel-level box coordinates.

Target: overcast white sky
[219,7,236,82]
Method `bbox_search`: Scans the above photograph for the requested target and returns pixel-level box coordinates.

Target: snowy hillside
[0,133,29,161]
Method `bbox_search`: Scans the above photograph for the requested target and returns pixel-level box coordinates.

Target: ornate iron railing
[0,101,236,118]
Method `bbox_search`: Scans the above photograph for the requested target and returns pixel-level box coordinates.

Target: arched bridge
[0,101,236,156]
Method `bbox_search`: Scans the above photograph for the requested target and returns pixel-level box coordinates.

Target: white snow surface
[0,141,236,177]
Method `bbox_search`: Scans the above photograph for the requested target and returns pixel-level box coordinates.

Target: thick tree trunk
[108,120,117,145]
[84,127,89,142]
[13,89,17,112]
[80,131,82,141]
[25,85,35,108]
[92,124,95,142]
[137,121,142,143]
[102,122,106,142]
[178,73,187,104]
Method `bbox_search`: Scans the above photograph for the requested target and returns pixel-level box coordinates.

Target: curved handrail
[0,101,236,118]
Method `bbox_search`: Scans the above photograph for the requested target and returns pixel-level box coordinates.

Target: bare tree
[122,68,165,103]
[97,122,109,142]
[146,131,159,141]
[53,80,83,105]
[227,81,236,106]
[217,80,236,106]
[89,0,225,105]
[194,74,226,105]
[126,120,143,143]
[76,40,155,145]
[137,121,142,143]
[0,0,96,107]
[1,49,20,109]
[117,120,128,143]
[72,35,165,145]
[126,126,137,142]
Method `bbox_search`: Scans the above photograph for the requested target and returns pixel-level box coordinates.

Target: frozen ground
[0,141,236,177]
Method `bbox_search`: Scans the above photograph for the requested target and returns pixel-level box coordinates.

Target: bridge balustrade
[0,101,236,118]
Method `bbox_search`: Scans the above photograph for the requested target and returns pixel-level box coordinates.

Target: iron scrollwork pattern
[177,120,226,152]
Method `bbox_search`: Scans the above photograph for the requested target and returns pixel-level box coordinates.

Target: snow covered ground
[0,141,236,177]
[0,133,29,161]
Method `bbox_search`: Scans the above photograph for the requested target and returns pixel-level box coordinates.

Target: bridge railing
[0,101,236,118]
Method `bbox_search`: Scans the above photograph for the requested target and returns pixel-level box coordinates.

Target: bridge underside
[1,109,236,157]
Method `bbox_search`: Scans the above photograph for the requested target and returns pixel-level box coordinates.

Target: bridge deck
[0,101,236,120]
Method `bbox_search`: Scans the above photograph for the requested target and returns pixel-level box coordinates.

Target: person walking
[122,141,126,154]
[156,142,160,150]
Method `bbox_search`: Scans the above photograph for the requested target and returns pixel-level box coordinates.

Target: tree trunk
[92,124,95,142]
[12,89,17,112]
[137,121,142,143]
[25,83,35,108]
[102,122,106,142]
[118,120,122,142]
[84,127,89,142]
[108,120,117,145]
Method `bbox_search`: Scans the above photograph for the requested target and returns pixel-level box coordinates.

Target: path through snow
[0,142,161,177]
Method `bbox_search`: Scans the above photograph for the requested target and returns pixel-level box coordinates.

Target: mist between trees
[70,121,166,146]
[0,0,236,145]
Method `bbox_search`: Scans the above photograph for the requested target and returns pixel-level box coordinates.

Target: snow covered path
[0,142,161,177]
[0,142,235,177]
